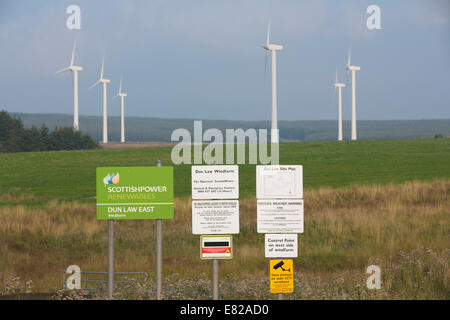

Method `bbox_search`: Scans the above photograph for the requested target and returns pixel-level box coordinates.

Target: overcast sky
[0,0,449,121]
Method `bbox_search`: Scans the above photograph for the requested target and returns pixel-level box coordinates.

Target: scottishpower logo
[103,173,120,185]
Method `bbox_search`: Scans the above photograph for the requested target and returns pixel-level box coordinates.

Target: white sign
[192,200,239,235]
[265,234,298,258]
[192,165,239,199]
[257,200,304,234]
[256,165,303,199]
[200,235,233,259]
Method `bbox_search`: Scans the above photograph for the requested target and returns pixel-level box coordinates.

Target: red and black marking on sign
[202,241,231,254]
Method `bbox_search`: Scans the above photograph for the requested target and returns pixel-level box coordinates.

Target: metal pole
[155,160,163,300]
[103,82,108,144]
[271,49,279,144]
[108,220,114,300]
[212,259,219,300]
[338,86,343,141]
[351,70,357,141]
[277,293,283,300]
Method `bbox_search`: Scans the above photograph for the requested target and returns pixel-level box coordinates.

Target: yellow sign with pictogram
[270,259,294,294]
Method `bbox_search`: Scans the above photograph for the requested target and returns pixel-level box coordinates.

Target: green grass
[0,139,449,201]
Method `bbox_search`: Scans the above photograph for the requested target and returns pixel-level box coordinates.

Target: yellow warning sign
[270,259,294,294]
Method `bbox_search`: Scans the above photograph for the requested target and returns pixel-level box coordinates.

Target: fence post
[155,159,163,300]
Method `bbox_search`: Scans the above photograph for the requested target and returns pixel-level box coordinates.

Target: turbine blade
[89,80,100,90]
[70,39,77,67]
[119,76,122,94]
[56,67,70,74]
[347,47,352,66]
[100,58,104,79]
[335,68,338,84]
[264,50,269,82]
[332,90,337,111]
[266,18,271,46]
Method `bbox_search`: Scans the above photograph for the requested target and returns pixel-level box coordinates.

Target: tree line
[0,110,99,153]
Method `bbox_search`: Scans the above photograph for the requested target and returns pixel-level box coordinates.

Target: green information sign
[96,167,174,220]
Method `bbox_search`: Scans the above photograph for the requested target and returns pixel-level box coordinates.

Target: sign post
[96,165,174,300]
[265,234,298,258]
[108,220,114,300]
[270,259,294,297]
[256,165,304,300]
[192,200,239,235]
[155,159,163,300]
[200,234,233,300]
[192,165,239,300]
[200,235,233,259]
[212,259,219,300]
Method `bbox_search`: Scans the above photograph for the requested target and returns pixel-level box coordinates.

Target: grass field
[0,139,449,201]
[0,139,449,299]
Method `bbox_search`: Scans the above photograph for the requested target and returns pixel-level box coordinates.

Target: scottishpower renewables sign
[96,167,174,220]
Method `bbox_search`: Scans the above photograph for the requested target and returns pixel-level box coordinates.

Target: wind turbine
[113,76,127,143]
[346,48,361,141]
[262,19,283,144]
[89,58,110,144]
[334,69,346,141]
[56,39,83,131]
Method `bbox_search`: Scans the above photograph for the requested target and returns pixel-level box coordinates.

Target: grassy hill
[0,138,449,201]
[13,112,450,142]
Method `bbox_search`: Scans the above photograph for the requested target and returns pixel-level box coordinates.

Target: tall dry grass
[0,179,448,298]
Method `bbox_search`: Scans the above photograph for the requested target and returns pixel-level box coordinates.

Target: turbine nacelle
[56,39,82,74]
[56,65,83,74]
[114,77,127,98]
[347,65,361,72]
[89,57,110,89]
[262,43,283,51]
[89,78,110,90]
[335,83,346,88]
[346,47,360,72]
[114,92,127,98]
[70,66,83,72]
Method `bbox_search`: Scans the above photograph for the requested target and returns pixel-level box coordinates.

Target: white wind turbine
[89,58,110,144]
[262,19,283,144]
[346,48,361,141]
[56,39,83,131]
[113,76,127,143]
[334,69,346,141]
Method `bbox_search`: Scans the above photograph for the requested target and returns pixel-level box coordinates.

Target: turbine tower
[262,19,283,144]
[334,69,346,141]
[113,76,127,143]
[90,58,110,144]
[56,39,83,131]
[346,48,361,141]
